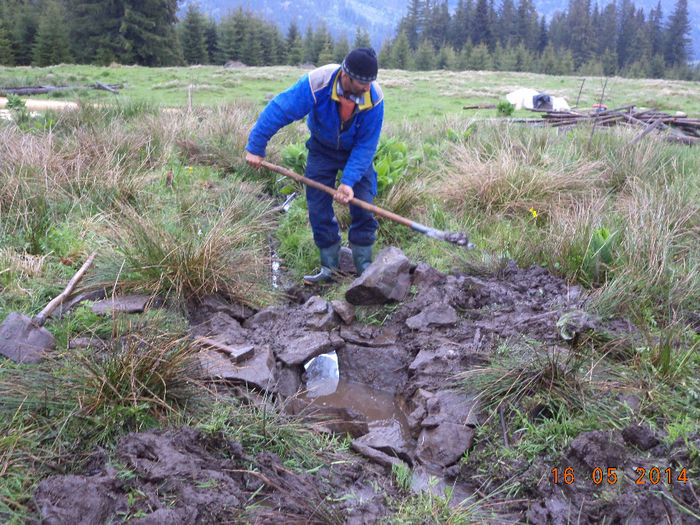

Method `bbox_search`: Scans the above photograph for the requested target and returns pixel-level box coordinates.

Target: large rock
[416,423,475,468]
[198,345,276,391]
[303,296,338,330]
[331,300,355,324]
[405,303,458,330]
[0,312,55,364]
[92,295,156,315]
[352,427,413,465]
[336,344,409,393]
[421,390,479,428]
[277,332,333,366]
[408,345,460,382]
[412,263,445,290]
[345,247,412,305]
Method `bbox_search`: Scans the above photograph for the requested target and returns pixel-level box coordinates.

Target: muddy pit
[32,247,699,524]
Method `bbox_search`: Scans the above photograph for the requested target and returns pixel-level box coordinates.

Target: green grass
[3,65,700,121]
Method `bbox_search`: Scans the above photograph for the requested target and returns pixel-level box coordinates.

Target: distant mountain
[181,0,699,61]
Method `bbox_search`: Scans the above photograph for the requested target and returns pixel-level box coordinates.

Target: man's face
[341,72,371,97]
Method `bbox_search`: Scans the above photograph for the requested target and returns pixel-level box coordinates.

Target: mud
[31,250,700,523]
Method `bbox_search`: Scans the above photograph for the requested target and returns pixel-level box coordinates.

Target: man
[245,47,384,284]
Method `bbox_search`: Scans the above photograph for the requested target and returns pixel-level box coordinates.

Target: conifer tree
[240,19,263,65]
[391,31,412,69]
[317,40,335,65]
[205,19,221,64]
[0,22,14,66]
[468,42,493,69]
[472,0,494,49]
[354,27,371,48]
[181,3,208,65]
[450,0,470,50]
[32,0,72,66]
[664,0,691,66]
[302,26,316,63]
[334,34,350,63]
[413,39,435,69]
[497,0,516,46]
[286,22,303,65]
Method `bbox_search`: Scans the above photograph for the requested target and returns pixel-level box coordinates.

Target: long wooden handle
[260,160,414,229]
[33,251,97,327]
[260,160,472,247]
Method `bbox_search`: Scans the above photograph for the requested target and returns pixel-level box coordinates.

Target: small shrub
[497,101,515,116]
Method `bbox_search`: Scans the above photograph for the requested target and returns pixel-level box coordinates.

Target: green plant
[496,101,515,116]
[6,94,30,124]
[391,463,413,493]
[372,137,420,196]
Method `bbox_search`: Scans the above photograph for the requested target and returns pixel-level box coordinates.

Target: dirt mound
[35,427,391,524]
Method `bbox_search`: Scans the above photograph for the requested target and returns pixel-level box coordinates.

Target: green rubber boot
[350,243,373,276]
[303,241,341,285]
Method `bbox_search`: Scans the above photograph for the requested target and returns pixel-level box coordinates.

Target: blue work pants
[304,137,378,249]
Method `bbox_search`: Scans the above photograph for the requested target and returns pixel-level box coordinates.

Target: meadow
[0,64,698,523]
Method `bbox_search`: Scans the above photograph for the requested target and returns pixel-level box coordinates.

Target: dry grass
[434,138,603,220]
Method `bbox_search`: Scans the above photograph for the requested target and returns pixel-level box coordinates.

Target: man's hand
[334,184,354,204]
[245,151,264,170]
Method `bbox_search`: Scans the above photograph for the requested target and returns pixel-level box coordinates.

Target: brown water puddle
[302,352,412,443]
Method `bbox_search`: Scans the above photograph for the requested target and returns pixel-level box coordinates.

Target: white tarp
[506,88,570,111]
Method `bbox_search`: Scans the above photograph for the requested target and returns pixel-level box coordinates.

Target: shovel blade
[0,312,56,364]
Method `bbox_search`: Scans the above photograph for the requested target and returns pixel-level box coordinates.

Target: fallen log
[0,83,123,96]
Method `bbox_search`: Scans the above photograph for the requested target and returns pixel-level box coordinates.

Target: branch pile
[539,105,699,145]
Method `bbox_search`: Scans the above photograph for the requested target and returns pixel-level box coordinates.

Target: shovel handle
[33,251,97,327]
[260,160,414,229]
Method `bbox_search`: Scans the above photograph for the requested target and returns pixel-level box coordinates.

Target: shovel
[0,252,96,364]
[261,161,473,248]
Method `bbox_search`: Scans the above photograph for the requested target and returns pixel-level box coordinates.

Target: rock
[277,332,333,366]
[345,247,412,305]
[351,439,408,469]
[339,325,397,347]
[198,346,276,391]
[0,312,55,364]
[243,306,283,329]
[92,294,156,315]
[339,246,356,274]
[421,390,479,427]
[275,365,303,397]
[191,312,248,345]
[408,346,460,380]
[405,303,458,330]
[412,263,445,290]
[353,428,413,465]
[416,423,475,468]
[303,296,338,330]
[69,337,107,350]
[621,424,660,451]
[331,300,355,324]
[336,344,409,393]
[303,296,329,315]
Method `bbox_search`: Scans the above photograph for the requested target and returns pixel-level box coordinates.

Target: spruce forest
[0,0,697,80]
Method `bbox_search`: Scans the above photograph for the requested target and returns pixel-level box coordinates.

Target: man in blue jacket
[245,47,384,284]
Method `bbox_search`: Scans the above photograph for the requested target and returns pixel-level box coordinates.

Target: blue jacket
[246,64,384,189]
